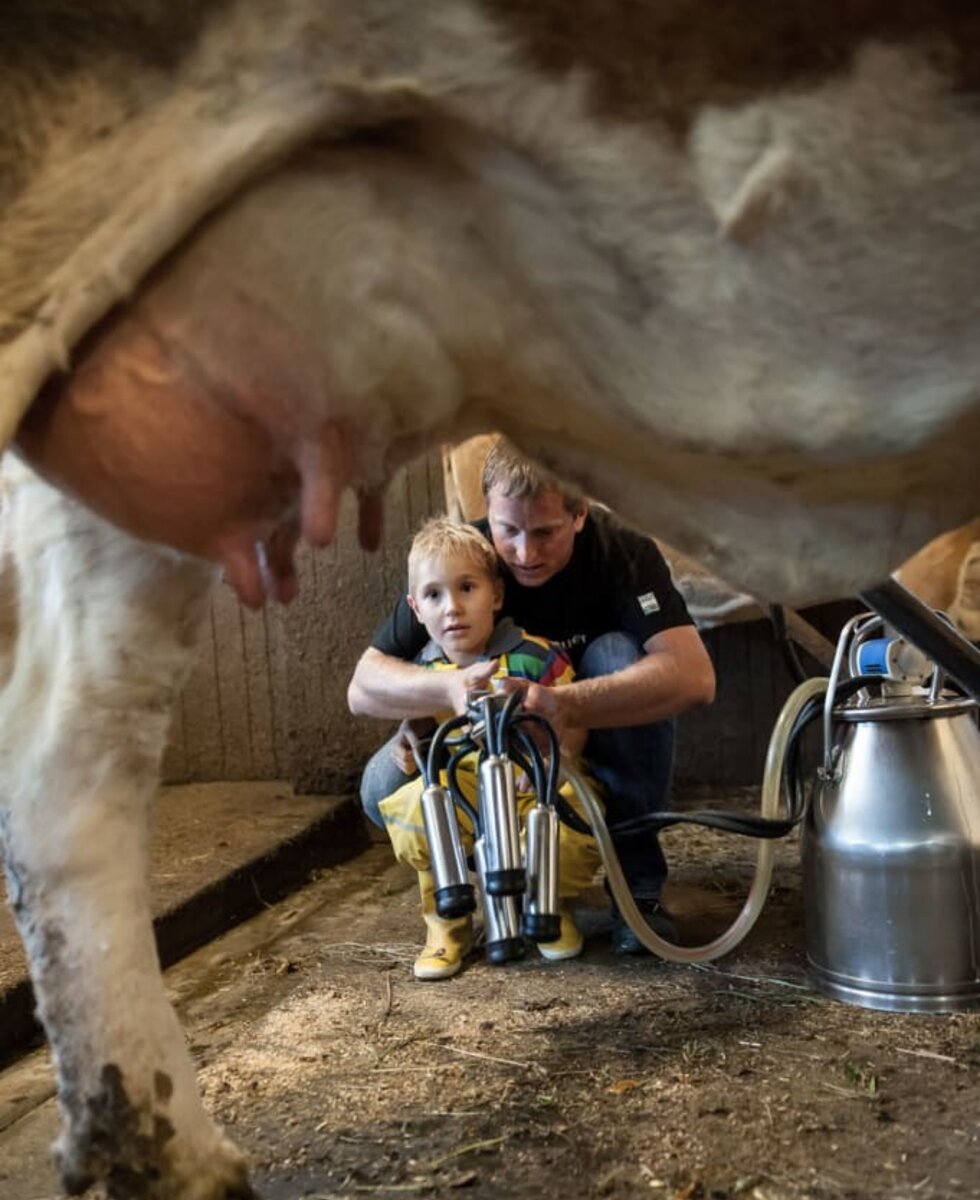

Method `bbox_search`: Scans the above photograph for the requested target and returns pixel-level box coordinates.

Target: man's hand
[500,680,587,766]
[519,680,569,742]
[443,658,501,714]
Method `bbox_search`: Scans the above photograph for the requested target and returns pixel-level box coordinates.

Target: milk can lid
[836,692,978,723]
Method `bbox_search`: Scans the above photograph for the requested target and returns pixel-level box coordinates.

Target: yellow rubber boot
[538,813,603,962]
[537,903,585,961]
[414,871,474,981]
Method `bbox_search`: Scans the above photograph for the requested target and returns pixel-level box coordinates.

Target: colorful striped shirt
[418,616,574,694]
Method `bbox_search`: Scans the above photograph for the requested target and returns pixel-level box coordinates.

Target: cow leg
[0,463,250,1199]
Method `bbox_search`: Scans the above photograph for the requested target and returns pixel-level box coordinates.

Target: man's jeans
[578,633,673,901]
[358,631,674,898]
[360,732,414,830]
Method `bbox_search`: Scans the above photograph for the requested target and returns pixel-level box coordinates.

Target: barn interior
[1,438,979,1200]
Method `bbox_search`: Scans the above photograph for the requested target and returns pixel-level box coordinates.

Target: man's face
[486,486,586,587]
[408,551,503,664]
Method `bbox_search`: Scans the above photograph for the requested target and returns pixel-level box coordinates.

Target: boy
[377,517,601,980]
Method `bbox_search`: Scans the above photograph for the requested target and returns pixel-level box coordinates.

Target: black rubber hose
[425,714,471,787]
[512,712,561,803]
[769,604,809,685]
[444,747,480,832]
[606,675,880,840]
[511,727,549,808]
[495,687,526,749]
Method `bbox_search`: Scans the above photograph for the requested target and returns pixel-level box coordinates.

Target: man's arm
[520,625,715,738]
[347,646,500,719]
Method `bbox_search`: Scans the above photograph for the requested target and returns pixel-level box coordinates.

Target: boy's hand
[390,721,420,774]
[391,735,416,775]
[391,717,438,775]
[445,658,500,714]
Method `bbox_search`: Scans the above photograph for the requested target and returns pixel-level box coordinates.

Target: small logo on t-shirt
[637,591,660,615]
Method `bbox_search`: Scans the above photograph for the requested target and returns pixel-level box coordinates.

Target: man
[347,438,716,953]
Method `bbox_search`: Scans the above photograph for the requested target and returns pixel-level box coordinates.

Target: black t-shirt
[371,506,694,667]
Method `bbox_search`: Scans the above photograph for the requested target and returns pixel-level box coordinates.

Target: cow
[896,518,980,639]
[2,2,980,1196]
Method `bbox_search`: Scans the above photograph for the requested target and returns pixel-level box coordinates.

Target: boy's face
[408,551,503,664]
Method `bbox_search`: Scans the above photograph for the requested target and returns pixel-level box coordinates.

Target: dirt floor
[3,795,980,1200]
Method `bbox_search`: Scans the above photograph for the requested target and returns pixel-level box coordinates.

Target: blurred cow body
[2,3,980,1196]
[6,1,980,604]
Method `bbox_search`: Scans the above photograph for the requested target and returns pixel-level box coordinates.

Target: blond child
[377,517,601,980]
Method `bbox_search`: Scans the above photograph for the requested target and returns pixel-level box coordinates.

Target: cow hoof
[54,1064,252,1200]
[58,1149,253,1200]
[58,1133,252,1200]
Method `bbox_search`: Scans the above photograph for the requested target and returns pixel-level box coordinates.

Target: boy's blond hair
[407,517,499,593]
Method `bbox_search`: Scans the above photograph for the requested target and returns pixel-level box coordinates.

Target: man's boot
[414,870,474,980]
[610,898,679,955]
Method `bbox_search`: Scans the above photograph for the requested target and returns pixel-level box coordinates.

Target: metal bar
[782,607,837,670]
[860,578,980,702]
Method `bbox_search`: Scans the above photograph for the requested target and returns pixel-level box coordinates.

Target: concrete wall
[162,451,447,792]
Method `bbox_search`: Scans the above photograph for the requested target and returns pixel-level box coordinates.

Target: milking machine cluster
[416,686,578,964]
[416,583,980,1014]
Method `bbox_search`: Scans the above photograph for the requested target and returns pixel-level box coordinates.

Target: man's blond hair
[481,437,585,515]
[407,517,499,593]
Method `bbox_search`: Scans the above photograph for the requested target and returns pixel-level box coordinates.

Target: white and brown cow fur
[2,2,980,1197]
[0,461,223,1196]
[949,540,980,641]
